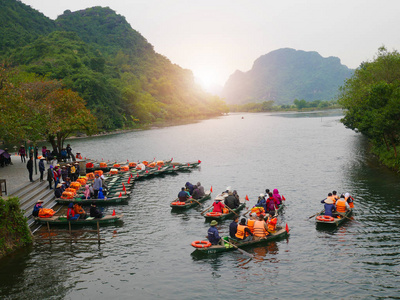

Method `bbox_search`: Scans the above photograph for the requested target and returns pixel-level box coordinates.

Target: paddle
[308,211,322,219]
[223,238,254,258]
[201,205,213,215]
[190,198,202,206]
[224,205,238,216]
[243,209,251,216]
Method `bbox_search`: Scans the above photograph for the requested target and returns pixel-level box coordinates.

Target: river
[1,111,400,299]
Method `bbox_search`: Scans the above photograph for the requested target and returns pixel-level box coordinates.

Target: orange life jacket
[336,199,347,212]
[267,216,277,232]
[345,196,355,208]
[328,195,337,204]
[247,219,256,233]
[253,220,267,237]
[235,224,249,239]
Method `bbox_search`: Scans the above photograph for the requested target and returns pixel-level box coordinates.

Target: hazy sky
[21,0,400,88]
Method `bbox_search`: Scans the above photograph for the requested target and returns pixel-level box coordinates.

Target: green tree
[338,46,400,160]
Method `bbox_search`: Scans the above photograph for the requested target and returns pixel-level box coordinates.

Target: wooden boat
[315,209,353,227]
[56,195,129,205]
[204,202,246,222]
[170,191,211,210]
[191,226,289,255]
[35,214,123,226]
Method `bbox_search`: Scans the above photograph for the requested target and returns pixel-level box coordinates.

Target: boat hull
[192,227,289,255]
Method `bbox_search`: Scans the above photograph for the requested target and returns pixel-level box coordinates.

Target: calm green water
[1,111,400,299]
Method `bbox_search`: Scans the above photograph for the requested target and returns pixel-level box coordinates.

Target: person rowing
[208,220,223,245]
[212,196,225,213]
[321,197,336,217]
[178,187,189,202]
[229,216,239,238]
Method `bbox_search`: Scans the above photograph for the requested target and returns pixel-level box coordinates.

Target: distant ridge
[222,48,354,105]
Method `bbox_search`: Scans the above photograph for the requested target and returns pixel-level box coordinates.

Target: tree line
[338,47,400,169]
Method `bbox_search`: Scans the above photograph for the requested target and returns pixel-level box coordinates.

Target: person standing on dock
[18,145,26,163]
[27,156,34,182]
[93,173,102,199]
[47,165,54,189]
[39,157,45,182]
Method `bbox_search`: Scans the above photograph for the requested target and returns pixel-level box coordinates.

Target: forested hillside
[0,2,227,135]
[0,0,55,54]
[222,48,354,105]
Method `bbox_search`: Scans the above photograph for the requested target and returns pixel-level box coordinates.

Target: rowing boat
[315,209,353,227]
[55,195,129,205]
[170,191,211,210]
[204,202,246,222]
[191,226,289,256]
[34,214,123,226]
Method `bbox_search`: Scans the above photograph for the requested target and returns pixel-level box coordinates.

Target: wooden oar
[308,211,322,219]
[190,198,202,206]
[223,238,254,258]
[201,205,213,215]
[242,209,251,216]
[224,205,238,216]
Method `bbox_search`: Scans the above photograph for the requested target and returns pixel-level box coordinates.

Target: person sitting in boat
[212,196,225,213]
[67,202,80,220]
[255,194,267,212]
[90,202,103,219]
[97,187,106,199]
[196,182,205,197]
[82,185,91,199]
[178,187,189,202]
[229,216,239,238]
[247,213,257,234]
[332,190,339,202]
[32,199,44,217]
[74,203,86,219]
[233,190,240,201]
[208,220,222,245]
[185,182,194,195]
[344,193,355,208]
[266,192,277,214]
[253,215,269,239]
[192,185,201,200]
[266,212,278,233]
[235,218,253,242]
[325,192,337,204]
[224,191,240,209]
[335,194,350,214]
[273,189,282,206]
[54,183,63,198]
[321,197,335,217]
[65,177,71,189]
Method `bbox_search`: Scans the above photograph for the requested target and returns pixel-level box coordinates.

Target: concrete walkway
[0,154,51,196]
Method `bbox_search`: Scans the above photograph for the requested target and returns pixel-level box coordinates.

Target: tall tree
[338,47,400,158]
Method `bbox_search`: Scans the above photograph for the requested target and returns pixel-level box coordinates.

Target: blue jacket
[208,226,221,245]
[324,203,335,216]
[185,182,194,195]
[255,198,267,212]
[39,160,45,172]
[229,221,238,238]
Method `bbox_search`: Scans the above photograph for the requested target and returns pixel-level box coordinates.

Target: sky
[21,0,400,89]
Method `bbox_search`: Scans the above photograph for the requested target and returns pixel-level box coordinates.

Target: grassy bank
[0,197,32,259]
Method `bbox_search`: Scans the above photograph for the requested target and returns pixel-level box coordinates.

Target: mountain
[222,48,354,105]
[0,0,55,54]
[1,2,227,130]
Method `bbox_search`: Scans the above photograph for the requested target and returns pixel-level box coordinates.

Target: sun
[194,69,221,90]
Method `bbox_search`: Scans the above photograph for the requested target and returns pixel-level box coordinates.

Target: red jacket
[212,201,224,213]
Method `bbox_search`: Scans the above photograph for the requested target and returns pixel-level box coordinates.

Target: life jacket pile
[38,208,56,218]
